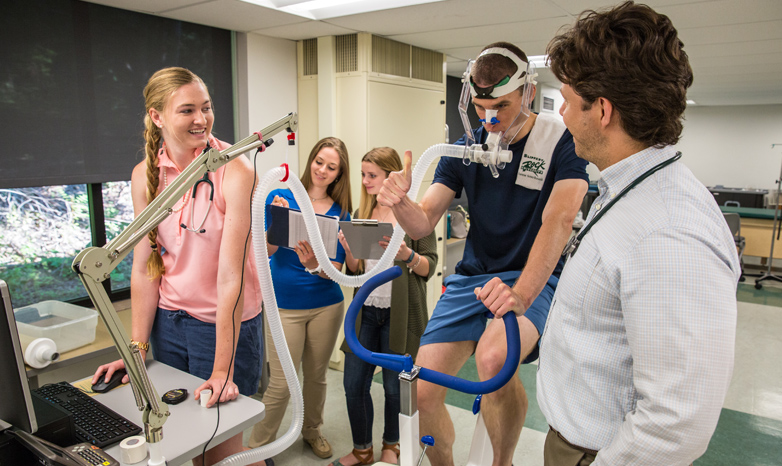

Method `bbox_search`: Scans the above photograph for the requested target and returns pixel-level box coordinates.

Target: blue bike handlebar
[344,266,521,395]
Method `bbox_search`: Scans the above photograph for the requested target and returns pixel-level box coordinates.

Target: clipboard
[339,220,394,260]
[267,204,340,259]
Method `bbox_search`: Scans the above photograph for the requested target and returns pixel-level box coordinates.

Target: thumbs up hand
[378,150,413,208]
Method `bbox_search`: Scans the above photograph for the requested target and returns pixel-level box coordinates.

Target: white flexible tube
[217,143,467,466]
[216,166,303,466]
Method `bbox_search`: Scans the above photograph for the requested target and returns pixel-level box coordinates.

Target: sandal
[328,446,374,466]
[381,442,400,464]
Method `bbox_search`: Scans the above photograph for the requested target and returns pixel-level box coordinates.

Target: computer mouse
[92,369,126,393]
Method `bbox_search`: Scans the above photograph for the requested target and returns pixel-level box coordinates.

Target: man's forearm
[513,212,573,309]
[392,195,436,240]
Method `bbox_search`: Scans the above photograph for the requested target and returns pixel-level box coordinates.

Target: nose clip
[479,109,500,125]
[479,116,500,124]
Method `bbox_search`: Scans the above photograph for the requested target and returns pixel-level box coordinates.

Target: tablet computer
[339,220,394,260]
[267,204,340,259]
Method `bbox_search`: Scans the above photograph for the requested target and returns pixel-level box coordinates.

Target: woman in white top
[332,147,438,466]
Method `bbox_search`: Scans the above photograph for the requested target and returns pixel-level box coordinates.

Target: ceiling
[83,0,782,106]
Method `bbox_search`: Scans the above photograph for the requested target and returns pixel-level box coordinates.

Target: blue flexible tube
[344,267,521,395]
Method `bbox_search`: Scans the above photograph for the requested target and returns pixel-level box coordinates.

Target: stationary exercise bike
[343,267,522,466]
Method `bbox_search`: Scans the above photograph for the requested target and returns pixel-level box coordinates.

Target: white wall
[539,86,782,190]
[236,33,299,188]
[676,104,782,192]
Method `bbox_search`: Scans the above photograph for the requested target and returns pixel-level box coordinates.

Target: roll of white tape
[200,389,212,408]
[120,435,147,464]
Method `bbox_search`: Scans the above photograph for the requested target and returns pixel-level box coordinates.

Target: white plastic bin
[15,301,99,353]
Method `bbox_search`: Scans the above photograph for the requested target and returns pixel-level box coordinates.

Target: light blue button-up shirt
[537,145,740,465]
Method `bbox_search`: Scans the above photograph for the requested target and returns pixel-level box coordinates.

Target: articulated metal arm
[72,112,298,445]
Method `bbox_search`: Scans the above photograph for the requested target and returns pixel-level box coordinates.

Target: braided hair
[141,67,209,278]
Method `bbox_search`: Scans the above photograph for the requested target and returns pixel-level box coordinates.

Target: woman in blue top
[248,137,352,462]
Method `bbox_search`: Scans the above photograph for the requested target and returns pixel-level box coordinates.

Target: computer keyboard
[32,381,142,448]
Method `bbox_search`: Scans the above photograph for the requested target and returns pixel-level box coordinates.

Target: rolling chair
[723,213,745,282]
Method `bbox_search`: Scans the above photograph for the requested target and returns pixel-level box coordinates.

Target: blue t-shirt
[434,121,588,277]
[265,189,350,310]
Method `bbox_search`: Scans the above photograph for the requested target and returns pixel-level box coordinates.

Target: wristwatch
[305,265,322,275]
[403,250,416,264]
[130,340,150,352]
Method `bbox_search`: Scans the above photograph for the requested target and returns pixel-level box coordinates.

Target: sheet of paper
[288,210,339,259]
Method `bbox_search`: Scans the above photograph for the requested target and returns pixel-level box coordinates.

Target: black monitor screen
[0,280,37,433]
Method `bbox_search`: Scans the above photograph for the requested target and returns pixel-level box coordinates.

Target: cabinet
[296,33,447,368]
[709,187,768,208]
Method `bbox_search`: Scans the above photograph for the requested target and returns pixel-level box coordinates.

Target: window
[0,185,91,307]
[0,182,136,307]
[0,0,233,307]
[104,181,134,293]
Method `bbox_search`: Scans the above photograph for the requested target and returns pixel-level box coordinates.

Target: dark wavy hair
[546,1,693,147]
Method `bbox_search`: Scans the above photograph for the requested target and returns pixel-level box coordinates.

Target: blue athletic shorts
[150,308,263,396]
[419,271,558,364]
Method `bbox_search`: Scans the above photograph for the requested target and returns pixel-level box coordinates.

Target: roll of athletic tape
[200,389,212,408]
[120,435,147,464]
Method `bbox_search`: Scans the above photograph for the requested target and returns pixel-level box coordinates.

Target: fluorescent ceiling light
[686,99,697,105]
[528,55,548,68]
[240,0,445,20]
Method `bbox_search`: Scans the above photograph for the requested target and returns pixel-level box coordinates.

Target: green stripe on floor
[696,408,782,466]
[737,281,782,306]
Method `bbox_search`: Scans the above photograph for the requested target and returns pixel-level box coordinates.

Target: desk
[26,307,133,389]
[97,361,265,466]
[720,206,782,260]
[720,206,782,259]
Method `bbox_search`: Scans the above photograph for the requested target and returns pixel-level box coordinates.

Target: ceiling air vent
[302,38,318,76]
[412,46,443,83]
[336,34,358,73]
[372,36,410,78]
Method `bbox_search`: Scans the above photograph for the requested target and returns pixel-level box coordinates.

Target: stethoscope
[180,172,214,234]
[562,152,682,258]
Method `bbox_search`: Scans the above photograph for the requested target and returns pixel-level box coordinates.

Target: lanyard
[562,152,682,258]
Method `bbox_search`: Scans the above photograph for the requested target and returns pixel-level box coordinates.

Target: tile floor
[186,278,782,466]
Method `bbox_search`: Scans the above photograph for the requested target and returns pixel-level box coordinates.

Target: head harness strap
[469,47,533,99]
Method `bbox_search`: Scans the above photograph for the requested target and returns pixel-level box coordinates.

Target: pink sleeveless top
[155,136,262,323]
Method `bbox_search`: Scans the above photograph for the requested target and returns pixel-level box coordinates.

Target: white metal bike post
[398,368,420,466]
[465,410,493,466]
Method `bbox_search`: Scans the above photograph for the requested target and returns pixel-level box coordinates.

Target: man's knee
[417,379,447,414]
[475,338,508,378]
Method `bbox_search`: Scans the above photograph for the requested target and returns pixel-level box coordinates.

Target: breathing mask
[458,47,537,177]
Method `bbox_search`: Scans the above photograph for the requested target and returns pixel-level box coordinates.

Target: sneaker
[304,435,333,458]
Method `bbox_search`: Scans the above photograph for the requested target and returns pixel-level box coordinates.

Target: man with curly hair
[537,2,740,465]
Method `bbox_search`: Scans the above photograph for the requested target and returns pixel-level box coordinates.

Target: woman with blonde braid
[92,67,264,466]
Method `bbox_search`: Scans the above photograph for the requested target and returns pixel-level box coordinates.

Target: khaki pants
[248,301,344,448]
[544,427,694,466]
[544,427,597,466]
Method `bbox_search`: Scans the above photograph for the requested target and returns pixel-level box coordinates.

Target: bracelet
[130,340,150,352]
[407,253,422,271]
[404,250,416,264]
[305,265,322,275]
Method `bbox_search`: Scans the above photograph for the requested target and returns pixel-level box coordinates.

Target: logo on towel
[520,154,546,176]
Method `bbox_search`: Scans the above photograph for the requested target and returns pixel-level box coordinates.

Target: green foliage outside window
[0,183,133,307]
